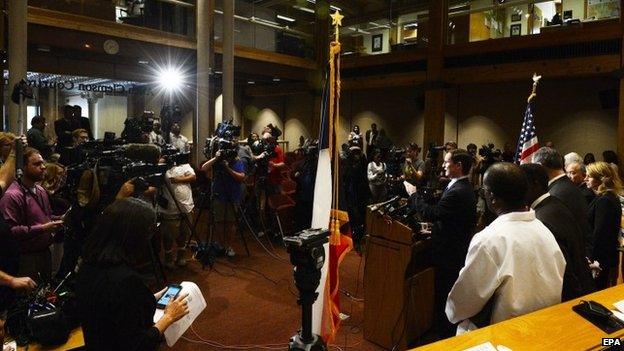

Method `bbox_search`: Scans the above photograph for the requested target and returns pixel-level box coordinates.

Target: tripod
[187,163,252,263]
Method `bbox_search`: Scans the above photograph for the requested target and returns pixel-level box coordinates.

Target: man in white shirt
[158,157,196,268]
[446,162,565,334]
[169,123,189,153]
[148,120,165,146]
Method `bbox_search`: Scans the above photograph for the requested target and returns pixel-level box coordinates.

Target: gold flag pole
[527,73,542,103]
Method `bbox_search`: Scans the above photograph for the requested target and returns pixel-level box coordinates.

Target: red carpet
[164,234,385,351]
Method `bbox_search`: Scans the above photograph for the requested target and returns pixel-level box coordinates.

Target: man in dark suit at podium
[406,148,477,337]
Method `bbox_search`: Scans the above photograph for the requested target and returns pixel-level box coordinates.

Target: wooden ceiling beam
[443,55,620,84]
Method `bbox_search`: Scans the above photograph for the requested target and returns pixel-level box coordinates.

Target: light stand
[284,228,329,351]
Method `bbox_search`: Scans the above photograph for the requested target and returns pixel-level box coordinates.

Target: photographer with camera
[201,144,246,257]
[0,148,65,282]
[59,128,89,166]
[157,154,196,268]
[122,111,154,144]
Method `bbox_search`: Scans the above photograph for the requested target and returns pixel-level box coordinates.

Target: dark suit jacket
[579,183,596,206]
[549,175,592,257]
[589,192,622,269]
[54,117,93,149]
[533,195,595,301]
[410,177,476,272]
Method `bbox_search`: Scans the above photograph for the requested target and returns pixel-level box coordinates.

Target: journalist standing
[0,148,64,281]
[76,198,189,351]
[405,149,476,337]
[367,151,387,203]
[201,147,246,257]
[585,161,623,289]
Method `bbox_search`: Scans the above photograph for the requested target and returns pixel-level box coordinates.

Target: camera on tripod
[284,228,330,351]
[204,120,241,161]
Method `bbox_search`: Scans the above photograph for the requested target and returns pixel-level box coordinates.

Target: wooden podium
[364,208,434,350]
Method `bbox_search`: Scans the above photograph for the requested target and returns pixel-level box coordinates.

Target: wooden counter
[413,284,624,351]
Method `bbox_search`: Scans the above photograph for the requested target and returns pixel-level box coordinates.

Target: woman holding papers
[76,198,189,350]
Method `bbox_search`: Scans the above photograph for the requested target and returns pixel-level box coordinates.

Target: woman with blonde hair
[585,161,623,289]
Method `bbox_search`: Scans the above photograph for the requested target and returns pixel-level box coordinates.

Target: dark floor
[163,233,386,351]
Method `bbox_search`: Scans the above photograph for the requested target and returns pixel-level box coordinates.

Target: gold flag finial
[330,10,344,43]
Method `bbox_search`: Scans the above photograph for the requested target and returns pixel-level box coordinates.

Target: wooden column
[196,0,214,165]
[423,0,448,153]
[8,0,27,134]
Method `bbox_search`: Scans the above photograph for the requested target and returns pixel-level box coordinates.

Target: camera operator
[157,154,196,268]
[27,116,54,160]
[201,146,246,257]
[0,148,64,282]
[262,125,285,195]
[122,111,154,144]
[59,128,89,167]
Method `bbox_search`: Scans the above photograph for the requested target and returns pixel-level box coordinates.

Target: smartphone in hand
[156,284,183,309]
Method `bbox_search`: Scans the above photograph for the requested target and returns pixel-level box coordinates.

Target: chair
[267,193,297,240]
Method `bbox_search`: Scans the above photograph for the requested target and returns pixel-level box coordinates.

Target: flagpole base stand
[289,333,327,351]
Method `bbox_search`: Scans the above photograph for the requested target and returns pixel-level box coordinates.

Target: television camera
[204,120,242,161]
[478,143,502,171]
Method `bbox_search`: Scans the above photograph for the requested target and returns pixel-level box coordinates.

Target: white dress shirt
[170,133,190,152]
[158,163,195,214]
[447,175,469,190]
[446,210,565,334]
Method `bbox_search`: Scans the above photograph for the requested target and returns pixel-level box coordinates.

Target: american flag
[515,102,539,164]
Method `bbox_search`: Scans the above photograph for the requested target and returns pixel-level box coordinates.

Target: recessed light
[84,43,91,48]
[293,5,315,14]
[277,15,296,22]
[273,78,281,82]
[248,81,255,84]
[138,60,149,65]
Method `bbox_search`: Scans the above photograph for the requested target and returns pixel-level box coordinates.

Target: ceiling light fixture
[330,5,341,12]
[277,14,296,22]
[293,5,315,14]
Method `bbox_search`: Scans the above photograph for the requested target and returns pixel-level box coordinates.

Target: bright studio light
[157,67,184,92]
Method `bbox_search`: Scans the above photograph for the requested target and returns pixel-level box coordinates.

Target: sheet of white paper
[613,300,624,314]
[612,310,624,324]
[153,281,206,347]
[463,342,498,351]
